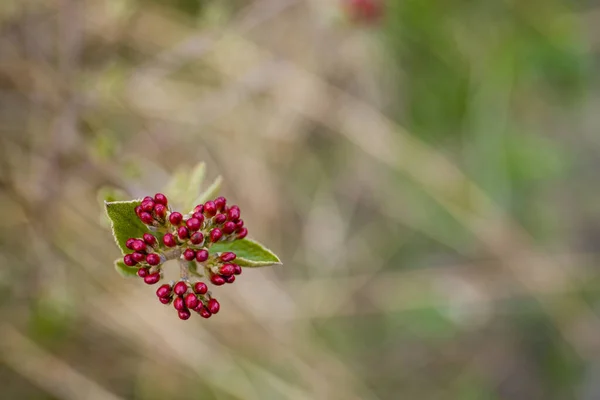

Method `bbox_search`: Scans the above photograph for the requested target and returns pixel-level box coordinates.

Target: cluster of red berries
[155,281,220,320]
[123,193,247,320]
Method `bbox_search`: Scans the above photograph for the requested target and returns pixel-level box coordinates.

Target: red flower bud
[185,293,200,309]
[207,298,220,314]
[223,221,236,234]
[132,252,145,263]
[143,233,156,246]
[156,284,172,298]
[195,249,209,262]
[139,212,154,225]
[220,252,236,262]
[177,226,189,240]
[141,200,155,212]
[204,201,217,216]
[146,253,161,266]
[220,264,235,276]
[214,196,227,211]
[173,296,186,311]
[237,228,248,239]
[137,267,149,278]
[210,274,225,286]
[183,248,196,261]
[154,193,168,206]
[154,204,167,218]
[210,228,223,242]
[178,309,191,320]
[186,217,201,232]
[163,233,176,247]
[174,281,188,296]
[190,232,204,245]
[144,272,161,285]
[197,307,211,318]
[227,206,240,222]
[169,212,183,225]
[123,254,136,266]
[193,282,208,295]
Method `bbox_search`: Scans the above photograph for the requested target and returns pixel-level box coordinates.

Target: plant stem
[178,258,190,280]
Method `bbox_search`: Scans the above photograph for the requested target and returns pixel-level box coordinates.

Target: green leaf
[114,259,139,278]
[105,200,150,254]
[209,238,282,267]
[190,175,223,211]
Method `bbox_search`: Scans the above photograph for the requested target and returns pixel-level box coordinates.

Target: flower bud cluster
[123,193,247,320]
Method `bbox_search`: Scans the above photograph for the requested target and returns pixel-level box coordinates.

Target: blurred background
[1,0,600,399]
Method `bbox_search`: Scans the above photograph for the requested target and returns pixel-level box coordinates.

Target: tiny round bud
[132,252,145,263]
[173,296,186,311]
[227,206,240,221]
[177,226,189,240]
[186,217,201,232]
[192,212,205,224]
[220,264,235,276]
[159,296,172,305]
[214,196,227,211]
[220,252,236,262]
[143,233,156,246]
[132,240,146,252]
[193,282,208,295]
[193,204,204,214]
[144,272,161,285]
[235,219,244,229]
[134,206,143,217]
[163,233,176,247]
[210,228,223,242]
[204,201,217,216]
[183,248,196,261]
[154,204,167,218]
[146,253,161,266]
[140,212,154,225]
[123,254,136,266]
[207,298,220,314]
[190,232,204,245]
[156,284,172,298]
[237,228,248,239]
[126,238,136,250]
[197,307,212,318]
[137,267,149,278]
[233,264,242,275]
[223,221,236,234]
[195,249,209,262]
[214,214,227,224]
[174,281,188,296]
[154,193,168,206]
[141,200,155,212]
[185,293,200,309]
[211,274,225,286]
[224,274,236,284]
[169,212,183,225]
[178,309,191,320]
